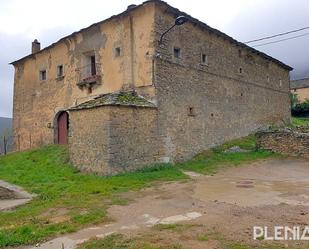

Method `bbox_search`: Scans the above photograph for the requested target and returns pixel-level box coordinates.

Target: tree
[290,92,299,109]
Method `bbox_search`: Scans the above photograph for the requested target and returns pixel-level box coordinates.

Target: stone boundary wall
[256,128,309,159]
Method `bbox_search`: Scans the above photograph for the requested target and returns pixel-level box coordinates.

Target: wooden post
[3,136,7,155]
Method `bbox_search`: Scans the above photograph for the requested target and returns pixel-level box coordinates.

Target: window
[201,54,208,65]
[90,55,96,76]
[57,65,64,78]
[39,70,46,81]
[173,47,181,59]
[188,106,195,116]
[279,79,282,87]
[238,49,242,57]
[115,47,121,57]
[239,67,243,74]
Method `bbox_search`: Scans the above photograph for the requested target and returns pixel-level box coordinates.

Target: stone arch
[54,111,69,144]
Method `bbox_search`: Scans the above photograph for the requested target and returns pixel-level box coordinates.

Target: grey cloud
[222,0,309,79]
[0,26,74,118]
[1,1,309,117]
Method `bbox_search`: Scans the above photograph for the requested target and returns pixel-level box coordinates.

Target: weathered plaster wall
[12,2,156,151]
[69,106,161,175]
[153,3,291,163]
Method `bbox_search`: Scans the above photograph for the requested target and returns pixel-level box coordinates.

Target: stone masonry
[11,0,293,175]
[256,127,309,159]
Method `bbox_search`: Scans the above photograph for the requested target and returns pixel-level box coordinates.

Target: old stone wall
[107,106,162,173]
[68,107,111,174]
[256,129,309,159]
[69,105,161,175]
[12,2,157,151]
[153,3,291,163]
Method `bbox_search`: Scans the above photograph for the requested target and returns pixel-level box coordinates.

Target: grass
[178,134,276,175]
[0,146,185,247]
[0,135,277,247]
[77,233,183,249]
[291,117,309,127]
[78,227,309,249]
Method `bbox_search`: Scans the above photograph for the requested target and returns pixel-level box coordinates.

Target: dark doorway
[90,55,96,76]
[57,112,69,144]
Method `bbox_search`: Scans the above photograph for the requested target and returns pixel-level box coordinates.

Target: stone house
[290,77,309,102]
[11,0,292,175]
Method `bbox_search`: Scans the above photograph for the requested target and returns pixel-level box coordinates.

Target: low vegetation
[0,146,185,247]
[178,135,276,174]
[291,99,309,117]
[78,225,304,249]
[291,116,309,127]
[0,135,277,247]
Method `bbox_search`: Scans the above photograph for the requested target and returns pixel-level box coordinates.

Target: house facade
[290,77,309,102]
[12,0,292,175]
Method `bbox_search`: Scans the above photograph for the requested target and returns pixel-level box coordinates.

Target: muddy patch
[193,159,309,207]
[20,158,309,249]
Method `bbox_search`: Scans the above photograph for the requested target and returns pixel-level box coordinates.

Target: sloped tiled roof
[11,0,292,71]
[290,78,309,89]
[69,91,156,111]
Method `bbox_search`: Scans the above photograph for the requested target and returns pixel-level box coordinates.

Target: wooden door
[57,112,68,144]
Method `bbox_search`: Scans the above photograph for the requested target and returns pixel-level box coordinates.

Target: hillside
[0,117,12,136]
[0,117,12,154]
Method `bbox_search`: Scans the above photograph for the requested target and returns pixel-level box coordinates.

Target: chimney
[127,4,136,10]
[32,39,40,54]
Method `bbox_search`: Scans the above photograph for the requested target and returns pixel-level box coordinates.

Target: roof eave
[10,0,293,71]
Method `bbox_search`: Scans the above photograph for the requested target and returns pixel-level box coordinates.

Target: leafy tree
[290,92,299,109]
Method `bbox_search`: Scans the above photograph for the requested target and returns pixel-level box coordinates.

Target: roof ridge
[11,0,292,71]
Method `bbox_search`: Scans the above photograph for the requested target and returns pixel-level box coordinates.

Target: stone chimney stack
[32,39,41,54]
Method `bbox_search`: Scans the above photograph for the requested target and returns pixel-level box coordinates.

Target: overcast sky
[1,0,309,118]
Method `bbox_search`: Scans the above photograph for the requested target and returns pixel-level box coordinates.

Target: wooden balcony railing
[76,63,102,87]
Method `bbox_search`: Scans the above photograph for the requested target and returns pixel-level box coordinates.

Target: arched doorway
[56,111,69,144]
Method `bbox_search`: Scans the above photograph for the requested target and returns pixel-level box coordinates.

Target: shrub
[291,99,309,117]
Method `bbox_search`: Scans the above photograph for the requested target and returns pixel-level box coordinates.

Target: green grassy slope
[0,135,276,247]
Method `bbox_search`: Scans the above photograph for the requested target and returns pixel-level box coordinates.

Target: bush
[291,100,309,117]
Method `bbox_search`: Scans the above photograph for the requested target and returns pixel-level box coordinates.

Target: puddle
[193,159,309,207]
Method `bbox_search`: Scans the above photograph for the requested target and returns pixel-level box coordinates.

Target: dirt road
[27,158,309,249]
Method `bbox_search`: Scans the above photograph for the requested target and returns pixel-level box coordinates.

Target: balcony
[76,63,102,87]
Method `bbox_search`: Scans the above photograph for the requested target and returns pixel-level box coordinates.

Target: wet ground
[19,158,309,248]
[193,158,309,207]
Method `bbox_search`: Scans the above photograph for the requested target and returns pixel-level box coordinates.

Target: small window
[115,47,121,57]
[173,47,181,59]
[87,86,92,94]
[239,67,243,74]
[238,49,242,57]
[188,106,195,116]
[90,55,96,76]
[57,65,64,78]
[279,79,282,87]
[39,70,46,81]
[201,54,208,65]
